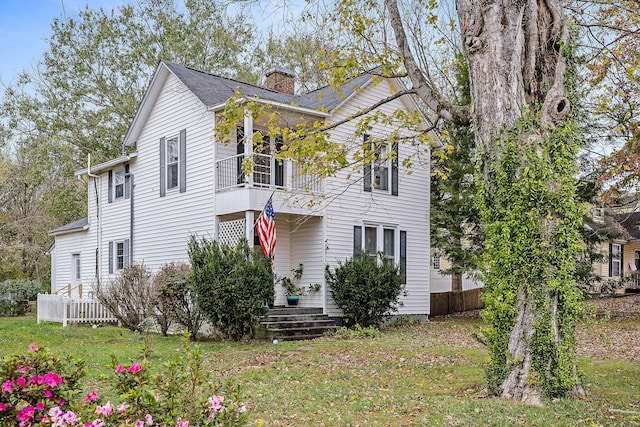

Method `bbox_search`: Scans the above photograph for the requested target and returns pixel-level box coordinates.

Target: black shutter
[621,244,625,276]
[124,164,131,199]
[363,134,371,192]
[236,127,245,185]
[179,129,187,193]
[400,230,407,284]
[391,142,399,196]
[124,239,131,267]
[159,137,166,197]
[609,243,613,277]
[108,241,114,274]
[353,226,362,258]
[275,135,284,187]
[108,170,113,203]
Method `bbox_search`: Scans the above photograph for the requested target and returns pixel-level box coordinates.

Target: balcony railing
[216,154,323,194]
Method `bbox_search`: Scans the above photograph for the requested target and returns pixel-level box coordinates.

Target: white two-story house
[49,61,431,317]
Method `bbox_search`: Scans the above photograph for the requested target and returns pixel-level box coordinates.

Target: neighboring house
[588,207,640,292]
[429,249,482,293]
[49,61,431,317]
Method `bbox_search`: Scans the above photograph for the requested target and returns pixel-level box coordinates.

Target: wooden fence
[430,288,484,316]
[37,294,117,327]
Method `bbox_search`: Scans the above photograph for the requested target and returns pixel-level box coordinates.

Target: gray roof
[161,60,374,112]
[618,211,640,240]
[49,217,89,236]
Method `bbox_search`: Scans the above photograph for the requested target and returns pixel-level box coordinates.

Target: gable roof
[161,60,374,112]
[618,211,640,241]
[49,217,89,236]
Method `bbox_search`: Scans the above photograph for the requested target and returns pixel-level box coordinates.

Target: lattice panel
[218,219,246,247]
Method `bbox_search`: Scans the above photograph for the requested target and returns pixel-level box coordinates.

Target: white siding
[51,231,91,296]
[322,80,430,316]
[289,216,324,308]
[131,73,216,270]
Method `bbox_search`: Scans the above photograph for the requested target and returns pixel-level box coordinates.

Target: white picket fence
[37,294,117,327]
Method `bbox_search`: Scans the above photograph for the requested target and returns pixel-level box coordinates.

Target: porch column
[245,210,255,245]
[243,109,254,187]
[286,160,293,190]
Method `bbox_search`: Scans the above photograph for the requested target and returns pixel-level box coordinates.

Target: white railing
[216,154,323,194]
[37,294,117,327]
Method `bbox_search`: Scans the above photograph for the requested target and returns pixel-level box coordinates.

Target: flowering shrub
[0,338,248,427]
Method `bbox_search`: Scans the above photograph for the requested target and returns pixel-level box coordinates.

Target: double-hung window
[432,254,441,270]
[108,239,130,274]
[363,134,398,195]
[610,243,622,277]
[166,136,179,190]
[354,224,406,282]
[373,144,390,191]
[160,129,186,196]
[114,168,125,199]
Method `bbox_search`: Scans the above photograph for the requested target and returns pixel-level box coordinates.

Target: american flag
[256,198,276,260]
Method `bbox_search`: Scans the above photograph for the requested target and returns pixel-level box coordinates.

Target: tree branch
[384,0,470,126]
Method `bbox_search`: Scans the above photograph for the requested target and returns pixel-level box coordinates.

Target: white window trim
[165,134,180,191]
[114,240,126,272]
[372,144,392,193]
[432,254,441,270]
[362,223,399,263]
[114,168,125,200]
[611,243,622,277]
[72,253,81,284]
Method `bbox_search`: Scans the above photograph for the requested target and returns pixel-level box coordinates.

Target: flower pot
[286,296,299,306]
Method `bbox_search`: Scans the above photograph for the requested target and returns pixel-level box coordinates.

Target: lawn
[1,306,639,426]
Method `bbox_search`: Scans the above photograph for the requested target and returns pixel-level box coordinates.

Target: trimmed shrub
[0,279,47,301]
[189,237,274,341]
[153,262,204,340]
[325,253,406,327]
[97,264,155,333]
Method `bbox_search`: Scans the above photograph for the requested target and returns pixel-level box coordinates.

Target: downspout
[126,171,135,266]
[87,154,100,292]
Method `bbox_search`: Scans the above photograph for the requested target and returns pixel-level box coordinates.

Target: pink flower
[0,402,7,411]
[84,391,98,402]
[95,402,114,416]
[30,375,44,385]
[145,414,153,425]
[29,343,36,352]
[175,418,189,427]
[16,405,35,422]
[62,410,79,424]
[43,389,53,399]
[36,401,45,411]
[208,395,224,413]
[126,363,141,374]
[117,403,128,413]
[43,372,63,387]
[135,421,144,427]
[14,376,26,388]
[115,364,123,374]
[1,380,12,393]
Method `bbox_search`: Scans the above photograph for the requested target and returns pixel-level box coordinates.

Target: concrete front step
[257,307,337,341]
[266,307,323,316]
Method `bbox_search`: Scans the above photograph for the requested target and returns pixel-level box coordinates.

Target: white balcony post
[244,109,254,187]
[245,211,255,244]
[286,160,293,190]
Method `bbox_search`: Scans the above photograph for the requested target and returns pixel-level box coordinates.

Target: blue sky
[0,0,126,85]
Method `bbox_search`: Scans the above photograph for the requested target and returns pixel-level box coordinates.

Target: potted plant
[279,264,304,306]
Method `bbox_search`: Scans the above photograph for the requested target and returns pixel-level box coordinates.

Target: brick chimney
[265,67,295,95]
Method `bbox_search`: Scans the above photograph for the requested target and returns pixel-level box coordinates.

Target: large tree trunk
[454,0,581,403]
[386,0,583,402]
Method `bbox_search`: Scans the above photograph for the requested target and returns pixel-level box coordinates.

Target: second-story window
[160,129,186,197]
[166,136,179,190]
[373,144,390,191]
[114,168,125,199]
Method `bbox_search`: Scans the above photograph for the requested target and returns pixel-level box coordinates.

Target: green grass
[1,313,639,426]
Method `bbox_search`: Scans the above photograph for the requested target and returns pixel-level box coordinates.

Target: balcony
[215,154,323,216]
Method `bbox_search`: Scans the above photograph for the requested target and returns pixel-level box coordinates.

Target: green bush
[0,279,47,301]
[325,253,406,328]
[189,237,274,341]
[153,262,204,340]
